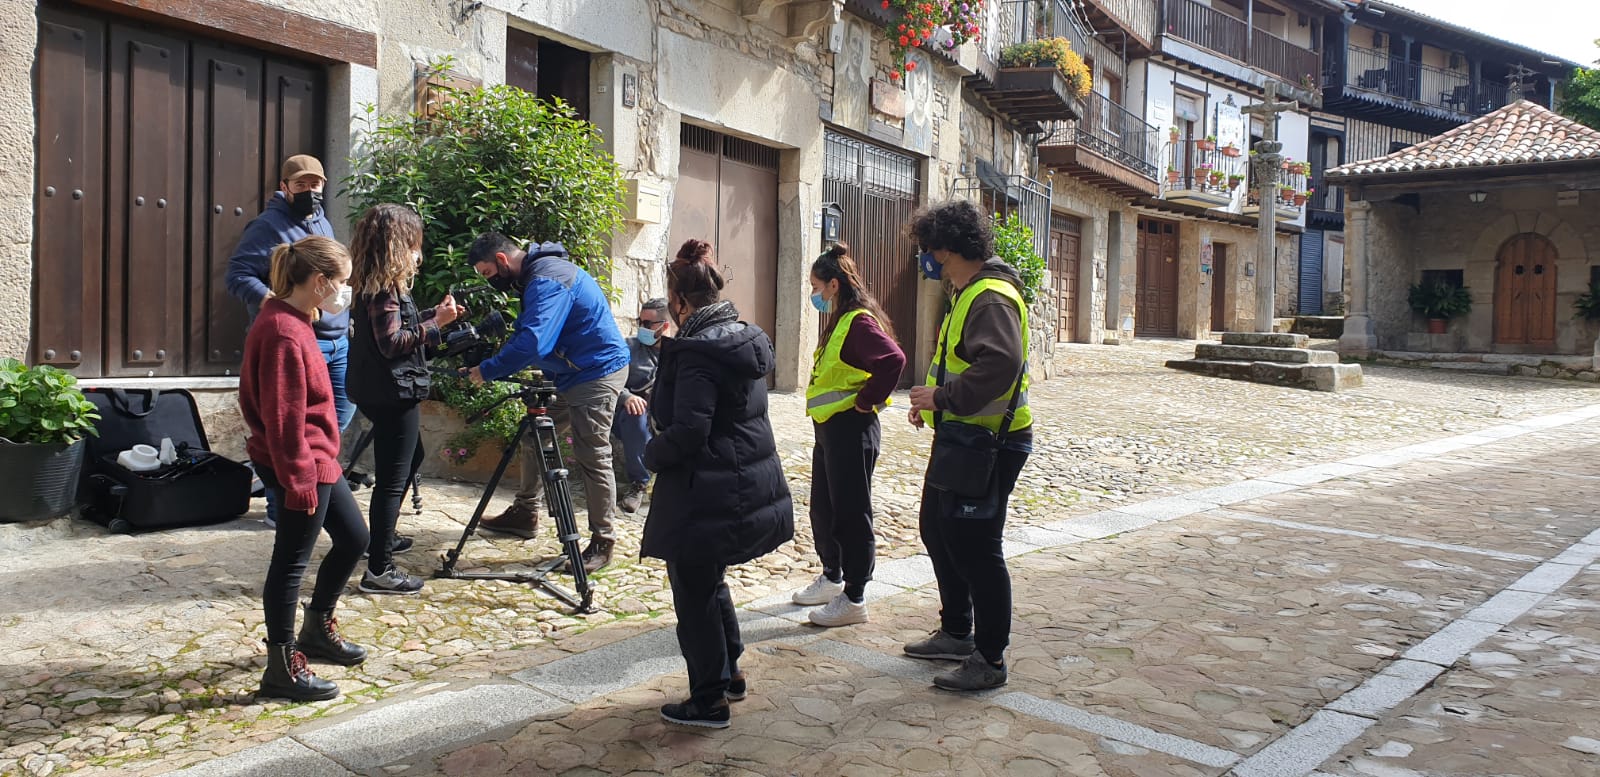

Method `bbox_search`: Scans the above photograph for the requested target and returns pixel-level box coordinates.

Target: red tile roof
[1326,100,1600,180]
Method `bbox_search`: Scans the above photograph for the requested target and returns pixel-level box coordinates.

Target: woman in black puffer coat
[642,238,794,729]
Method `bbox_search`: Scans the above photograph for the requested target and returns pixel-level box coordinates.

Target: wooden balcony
[1161,0,1323,89]
[969,67,1085,123]
[1040,91,1161,197]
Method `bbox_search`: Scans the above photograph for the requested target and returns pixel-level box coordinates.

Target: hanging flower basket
[883,0,985,82]
[1196,136,1217,151]
[1221,144,1241,158]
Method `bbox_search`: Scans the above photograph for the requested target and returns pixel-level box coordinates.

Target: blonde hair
[269,236,350,299]
[350,204,424,297]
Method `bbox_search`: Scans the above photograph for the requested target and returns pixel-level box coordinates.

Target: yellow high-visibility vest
[919,278,1032,432]
[806,308,890,422]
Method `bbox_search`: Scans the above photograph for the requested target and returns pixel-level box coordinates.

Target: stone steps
[1220,331,1307,349]
[1195,343,1340,364]
[1291,316,1345,339]
[1166,358,1364,392]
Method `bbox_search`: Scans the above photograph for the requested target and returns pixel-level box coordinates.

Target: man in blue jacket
[467,233,631,573]
[227,154,354,529]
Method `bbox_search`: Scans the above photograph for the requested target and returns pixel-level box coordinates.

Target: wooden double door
[1048,215,1081,343]
[1494,233,1558,347]
[34,6,323,377]
[1136,217,1179,337]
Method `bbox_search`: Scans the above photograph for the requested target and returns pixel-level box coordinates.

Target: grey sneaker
[617,482,647,514]
[933,653,1008,692]
[358,566,424,596]
[903,629,976,661]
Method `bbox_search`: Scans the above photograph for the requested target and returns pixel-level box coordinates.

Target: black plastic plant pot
[0,438,85,522]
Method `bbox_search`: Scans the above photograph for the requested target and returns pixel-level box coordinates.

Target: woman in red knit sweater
[240,235,371,702]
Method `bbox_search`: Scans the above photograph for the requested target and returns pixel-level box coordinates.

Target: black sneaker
[361,534,414,560]
[725,671,747,702]
[358,566,425,595]
[660,698,731,729]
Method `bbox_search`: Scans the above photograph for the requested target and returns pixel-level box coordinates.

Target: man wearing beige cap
[228,154,353,528]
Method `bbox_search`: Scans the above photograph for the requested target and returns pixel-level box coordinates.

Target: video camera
[431,284,509,368]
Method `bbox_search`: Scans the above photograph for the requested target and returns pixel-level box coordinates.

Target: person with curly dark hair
[900,200,1032,692]
[642,238,794,728]
[792,242,906,628]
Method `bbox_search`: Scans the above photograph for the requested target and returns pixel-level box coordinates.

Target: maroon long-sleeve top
[240,298,344,511]
[836,312,907,410]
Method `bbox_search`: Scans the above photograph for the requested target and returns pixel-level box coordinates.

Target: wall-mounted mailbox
[624,179,664,224]
[821,202,844,245]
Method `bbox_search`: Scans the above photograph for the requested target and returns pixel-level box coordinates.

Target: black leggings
[667,560,743,707]
[919,448,1029,663]
[258,469,368,644]
[809,410,881,601]
[359,402,425,574]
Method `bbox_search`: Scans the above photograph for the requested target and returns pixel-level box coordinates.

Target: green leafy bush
[991,213,1046,306]
[343,61,627,459]
[1573,280,1600,321]
[0,359,99,446]
[1407,281,1473,320]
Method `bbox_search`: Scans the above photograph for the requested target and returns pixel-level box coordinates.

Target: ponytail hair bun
[668,238,725,308]
[677,238,714,265]
[821,241,850,261]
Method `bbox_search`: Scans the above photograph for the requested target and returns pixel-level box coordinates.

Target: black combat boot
[258,641,339,702]
[296,606,367,666]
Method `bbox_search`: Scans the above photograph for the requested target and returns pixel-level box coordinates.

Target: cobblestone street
[2,341,1598,776]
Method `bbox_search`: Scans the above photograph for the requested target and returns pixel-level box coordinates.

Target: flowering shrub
[883,1,985,82]
[998,37,1092,98]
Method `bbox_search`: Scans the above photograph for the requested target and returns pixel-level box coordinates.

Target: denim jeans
[265,335,354,525]
[611,401,653,486]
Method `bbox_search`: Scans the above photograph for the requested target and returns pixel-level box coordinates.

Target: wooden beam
[67,0,377,68]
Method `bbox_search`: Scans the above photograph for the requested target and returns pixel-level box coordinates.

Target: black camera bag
[79,388,251,533]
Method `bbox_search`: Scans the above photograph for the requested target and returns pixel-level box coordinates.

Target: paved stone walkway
[1,341,1597,776]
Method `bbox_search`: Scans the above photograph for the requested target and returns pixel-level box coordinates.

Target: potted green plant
[1573,280,1600,321]
[1197,134,1217,151]
[1221,142,1241,158]
[1408,281,1473,334]
[1226,172,1245,190]
[1169,127,1180,143]
[1167,164,1181,184]
[0,358,99,522]
[997,38,1092,98]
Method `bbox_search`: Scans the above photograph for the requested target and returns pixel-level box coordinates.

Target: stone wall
[1171,220,1299,337]
[1,3,40,361]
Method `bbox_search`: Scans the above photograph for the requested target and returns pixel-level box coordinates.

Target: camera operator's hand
[467,366,486,385]
[435,295,462,327]
[908,407,925,429]
[624,395,648,416]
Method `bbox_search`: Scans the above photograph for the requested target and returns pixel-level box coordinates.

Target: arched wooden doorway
[1494,233,1558,347]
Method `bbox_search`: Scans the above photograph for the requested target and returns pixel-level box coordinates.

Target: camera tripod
[436,378,594,613]
[342,420,423,515]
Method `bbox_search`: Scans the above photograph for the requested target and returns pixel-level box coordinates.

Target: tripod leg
[410,472,423,515]
[534,417,592,610]
[438,417,534,577]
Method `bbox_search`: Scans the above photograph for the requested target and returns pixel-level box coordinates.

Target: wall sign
[621,73,637,109]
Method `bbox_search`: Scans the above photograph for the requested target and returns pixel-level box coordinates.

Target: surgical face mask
[289,190,323,220]
[636,325,659,346]
[810,292,832,314]
[318,277,352,316]
[918,251,942,281]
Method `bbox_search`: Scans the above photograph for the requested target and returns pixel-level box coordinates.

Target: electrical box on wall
[623,179,664,224]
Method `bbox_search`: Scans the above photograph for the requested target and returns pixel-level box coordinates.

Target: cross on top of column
[1241,80,1298,143]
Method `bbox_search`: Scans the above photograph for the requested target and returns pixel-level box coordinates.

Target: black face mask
[487,272,516,293]
[289,190,323,220]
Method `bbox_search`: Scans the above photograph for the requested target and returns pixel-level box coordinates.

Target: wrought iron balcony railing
[1041,90,1163,180]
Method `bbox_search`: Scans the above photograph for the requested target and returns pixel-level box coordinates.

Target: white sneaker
[791,574,845,606]
[808,593,868,627]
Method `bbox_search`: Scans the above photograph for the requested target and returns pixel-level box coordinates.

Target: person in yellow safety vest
[794,243,908,628]
[903,200,1033,692]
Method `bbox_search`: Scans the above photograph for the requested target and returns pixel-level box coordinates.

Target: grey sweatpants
[515,366,627,541]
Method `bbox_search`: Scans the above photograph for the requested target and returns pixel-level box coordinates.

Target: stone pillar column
[1339,199,1377,357]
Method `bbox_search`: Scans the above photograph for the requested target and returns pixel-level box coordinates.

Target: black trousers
[809,410,881,601]
[258,470,368,644]
[667,560,743,706]
[359,401,425,574]
[918,448,1028,663]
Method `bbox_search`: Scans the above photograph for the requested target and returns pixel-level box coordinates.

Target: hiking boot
[725,671,747,702]
[808,593,868,628]
[258,642,339,702]
[791,573,844,606]
[358,566,425,596]
[565,538,615,574]
[360,533,414,560]
[932,652,1008,692]
[480,503,540,539]
[296,606,366,666]
[903,629,976,661]
[617,482,647,514]
[660,697,731,729]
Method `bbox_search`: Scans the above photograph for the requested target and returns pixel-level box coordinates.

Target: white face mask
[318,278,352,316]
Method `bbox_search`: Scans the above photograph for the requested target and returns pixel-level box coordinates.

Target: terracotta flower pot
[1168,170,1180,183]
[1293,194,1308,206]
[1427,318,1448,334]
[1196,140,1216,151]
[1222,146,1241,158]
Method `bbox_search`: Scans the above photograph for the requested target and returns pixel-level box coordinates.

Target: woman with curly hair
[901,200,1032,692]
[347,204,460,595]
[641,238,794,728]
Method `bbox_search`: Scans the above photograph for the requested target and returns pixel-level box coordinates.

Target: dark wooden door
[1136,217,1179,337]
[1495,233,1558,347]
[820,131,921,386]
[105,24,188,377]
[33,8,106,373]
[668,126,780,384]
[1049,215,1081,343]
[1211,244,1230,332]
